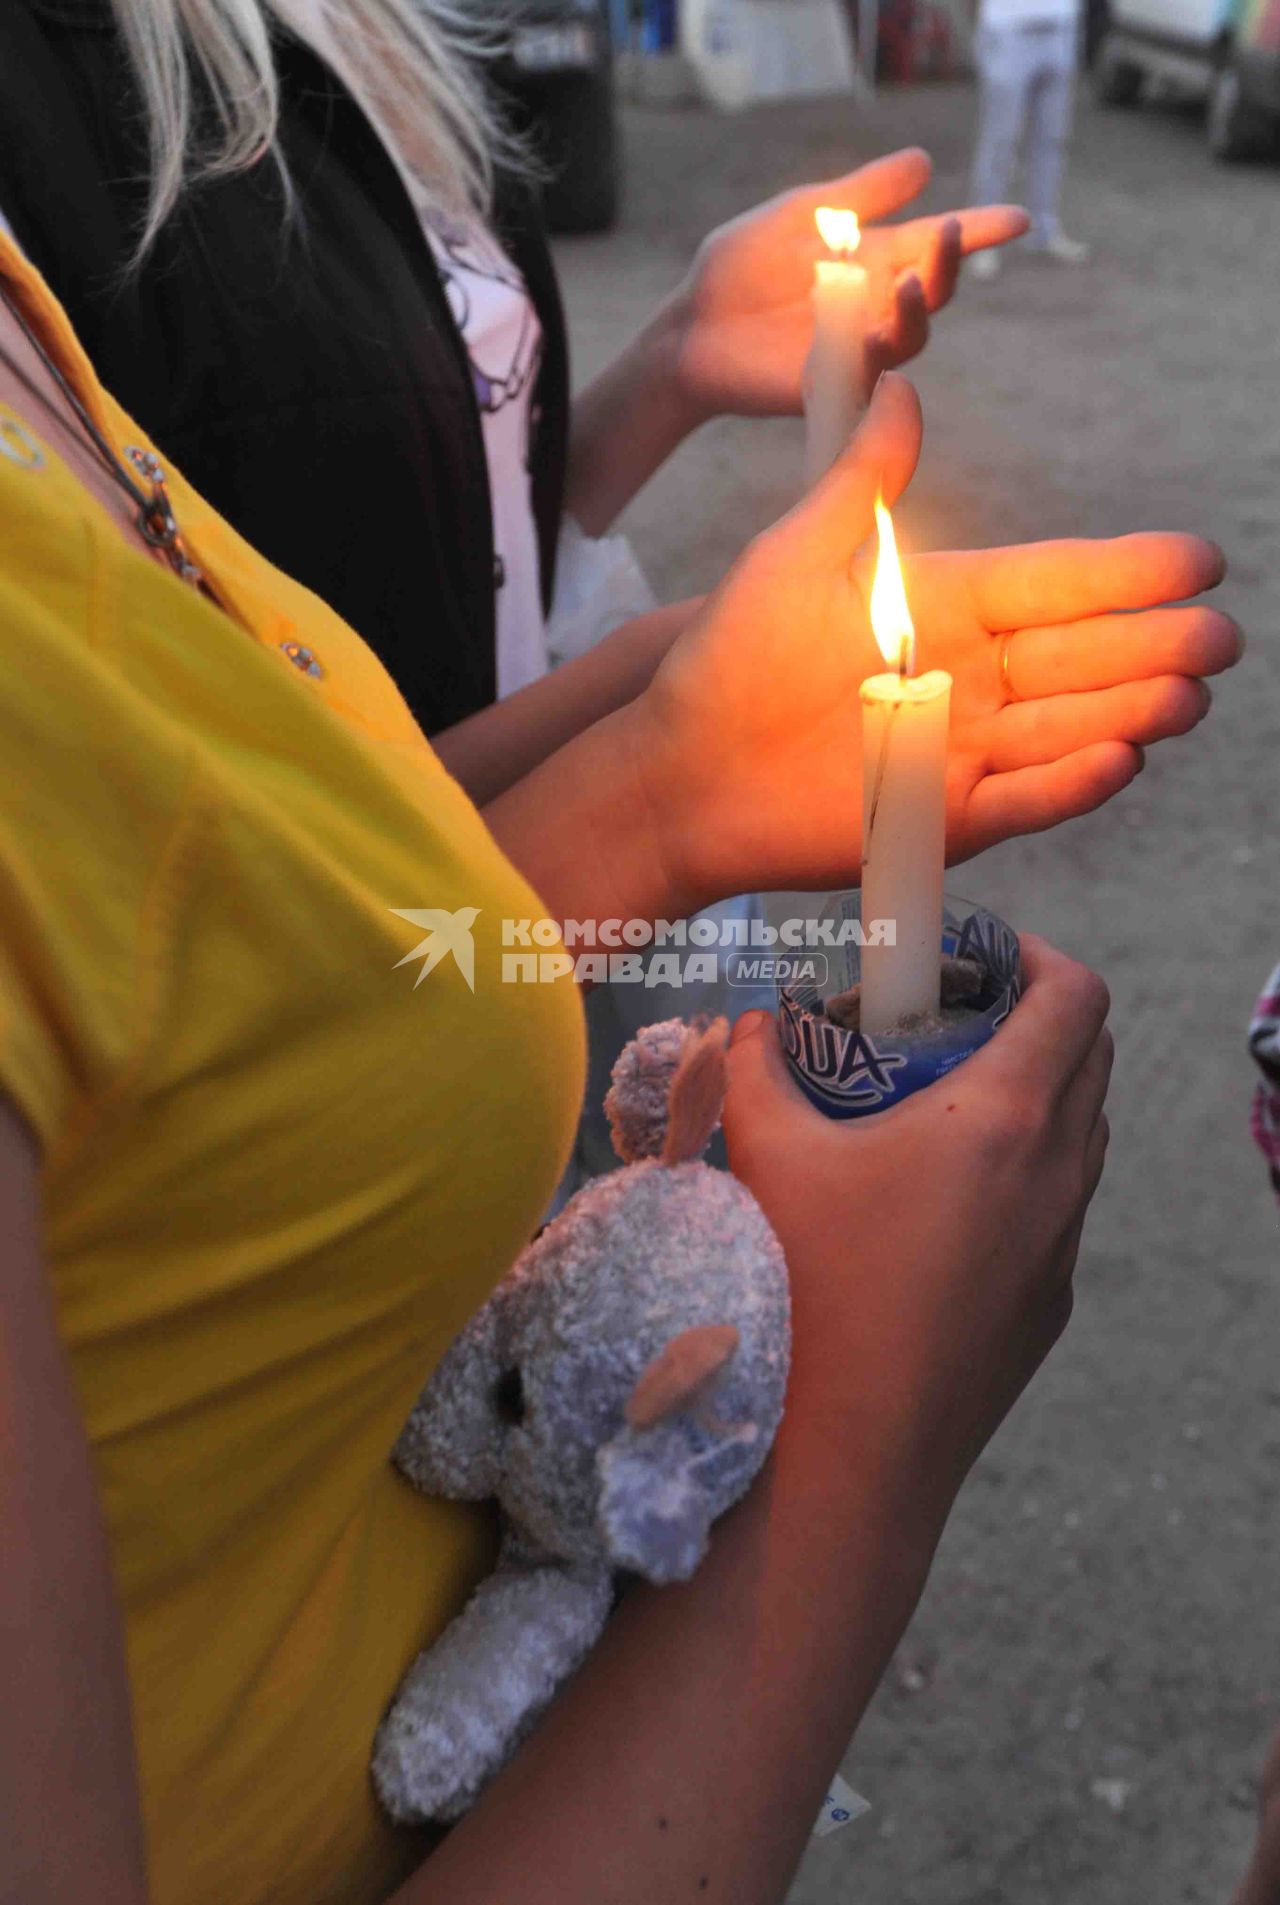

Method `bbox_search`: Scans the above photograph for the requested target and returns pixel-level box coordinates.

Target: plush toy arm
[394,1289,508,1499]
[372,1535,614,1825]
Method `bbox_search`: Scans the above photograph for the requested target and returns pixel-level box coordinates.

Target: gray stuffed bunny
[373,1016,791,1825]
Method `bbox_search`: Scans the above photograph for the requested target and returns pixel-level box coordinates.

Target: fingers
[866,273,929,380]
[785,372,923,559]
[802,147,933,228]
[971,934,1111,1100]
[980,674,1210,773]
[963,742,1143,848]
[1063,1025,1114,1152]
[1003,605,1242,699]
[960,533,1227,633]
[1083,1110,1111,1203]
[917,217,961,314]
[722,1009,826,1165]
[1053,1104,1110,1292]
[889,203,1028,273]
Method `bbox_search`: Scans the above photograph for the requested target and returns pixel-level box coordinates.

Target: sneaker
[966,248,1002,283]
[1030,228,1091,264]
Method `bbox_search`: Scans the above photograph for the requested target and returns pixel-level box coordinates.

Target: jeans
[969,20,1078,242]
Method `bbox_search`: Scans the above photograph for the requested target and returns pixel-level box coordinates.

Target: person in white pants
[967,0,1089,278]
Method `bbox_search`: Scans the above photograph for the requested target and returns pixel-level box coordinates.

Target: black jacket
[0,0,570,733]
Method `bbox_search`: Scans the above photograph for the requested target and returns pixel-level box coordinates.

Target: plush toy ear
[661,1022,730,1166]
[624,1324,740,1430]
[394,1297,505,1501]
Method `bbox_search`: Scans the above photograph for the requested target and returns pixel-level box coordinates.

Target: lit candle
[859,498,952,1037]
[804,207,870,490]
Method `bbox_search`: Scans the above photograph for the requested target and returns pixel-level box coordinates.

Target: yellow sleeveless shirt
[0,239,585,1905]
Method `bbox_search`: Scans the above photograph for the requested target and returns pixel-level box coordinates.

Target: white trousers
[970,20,1078,242]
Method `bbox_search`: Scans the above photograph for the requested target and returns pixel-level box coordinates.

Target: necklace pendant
[127,446,167,486]
[0,289,222,607]
[128,450,179,551]
[126,445,212,595]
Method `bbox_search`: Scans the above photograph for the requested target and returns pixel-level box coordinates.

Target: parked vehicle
[490,0,621,232]
[1094,0,1280,160]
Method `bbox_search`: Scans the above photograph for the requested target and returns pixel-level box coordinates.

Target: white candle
[804,207,870,490]
[858,499,952,1037]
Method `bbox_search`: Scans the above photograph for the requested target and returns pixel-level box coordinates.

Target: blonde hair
[111,0,504,257]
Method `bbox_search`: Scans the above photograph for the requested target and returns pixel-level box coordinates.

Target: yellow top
[0,239,585,1905]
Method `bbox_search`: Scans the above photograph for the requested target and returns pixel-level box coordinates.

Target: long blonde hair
[111,0,505,256]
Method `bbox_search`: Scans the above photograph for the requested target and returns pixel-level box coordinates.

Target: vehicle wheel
[1206,62,1277,162]
[1093,36,1142,106]
[540,60,620,235]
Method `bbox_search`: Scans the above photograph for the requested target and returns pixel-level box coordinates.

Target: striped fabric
[1249,963,1280,1202]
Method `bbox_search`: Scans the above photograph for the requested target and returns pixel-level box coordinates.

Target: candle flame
[870,495,915,676]
[814,206,861,258]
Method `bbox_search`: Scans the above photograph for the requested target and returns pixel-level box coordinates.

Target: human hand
[630,374,1238,912]
[662,147,1027,424]
[723,936,1112,1508]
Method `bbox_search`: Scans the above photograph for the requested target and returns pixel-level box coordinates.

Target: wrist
[613,679,723,921]
[606,694,709,920]
[648,282,717,434]
[484,699,703,939]
[629,291,713,444]
[566,303,707,535]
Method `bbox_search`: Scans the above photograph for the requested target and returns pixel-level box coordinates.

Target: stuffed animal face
[491,1160,789,1578]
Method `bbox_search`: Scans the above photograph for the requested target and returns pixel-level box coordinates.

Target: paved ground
[555,79,1280,1905]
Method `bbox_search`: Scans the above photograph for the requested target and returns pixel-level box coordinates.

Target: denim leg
[1024,22,1078,240]
[969,24,1032,207]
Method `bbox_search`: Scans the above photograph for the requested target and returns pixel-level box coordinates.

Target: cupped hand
[634,374,1238,911]
[723,936,1113,1501]
[665,147,1028,423]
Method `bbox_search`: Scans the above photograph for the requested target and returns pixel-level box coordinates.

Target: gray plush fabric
[604,1017,697,1161]
[373,1533,613,1824]
[375,1020,791,1824]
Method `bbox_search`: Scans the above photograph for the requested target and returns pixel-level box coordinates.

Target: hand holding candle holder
[780,492,1023,1118]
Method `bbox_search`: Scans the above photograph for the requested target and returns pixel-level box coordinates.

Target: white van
[1095,0,1280,160]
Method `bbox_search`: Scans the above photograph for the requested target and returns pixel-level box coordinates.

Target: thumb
[722,1009,824,1169]
[788,371,923,564]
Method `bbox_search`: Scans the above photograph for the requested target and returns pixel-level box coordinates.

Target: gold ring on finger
[999,632,1018,703]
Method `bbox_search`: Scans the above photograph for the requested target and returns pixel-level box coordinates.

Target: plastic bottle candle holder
[777,892,1022,1121]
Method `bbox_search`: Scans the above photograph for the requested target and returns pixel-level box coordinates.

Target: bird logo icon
[390,908,481,992]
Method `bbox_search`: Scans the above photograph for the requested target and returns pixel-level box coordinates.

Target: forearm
[433,600,699,805]
[566,299,704,536]
[396,1370,947,1905]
